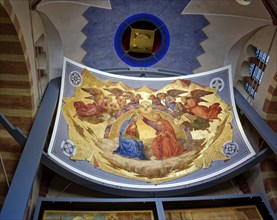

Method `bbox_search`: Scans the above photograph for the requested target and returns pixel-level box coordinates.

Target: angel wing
[104,88,124,98]
[123,91,135,98]
[189,89,213,103]
[166,89,187,98]
[81,87,103,102]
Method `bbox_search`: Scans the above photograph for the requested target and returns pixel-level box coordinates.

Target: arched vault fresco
[48,58,255,190]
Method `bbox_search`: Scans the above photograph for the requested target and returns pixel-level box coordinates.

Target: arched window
[244,81,256,98]
[249,63,264,84]
[256,49,270,65]
[244,47,269,99]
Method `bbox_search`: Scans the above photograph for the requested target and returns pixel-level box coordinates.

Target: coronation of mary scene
[0,0,276,220]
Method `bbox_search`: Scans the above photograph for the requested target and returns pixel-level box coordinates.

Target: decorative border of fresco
[47,57,255,191]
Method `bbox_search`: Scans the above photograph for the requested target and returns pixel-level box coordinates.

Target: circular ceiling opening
[122,21,162,59]
[114,13,170,67]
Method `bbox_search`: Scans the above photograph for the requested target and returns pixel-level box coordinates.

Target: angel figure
[73,87,109,117]
[175,89,222,134]
[184,89,222,120]
[148,94,162,106]
[104,88,127,108]
[158,89,187,111]
[81,87,104,102]
[128,93,143,105]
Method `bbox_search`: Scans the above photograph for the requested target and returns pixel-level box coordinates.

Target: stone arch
[0,0,35,209]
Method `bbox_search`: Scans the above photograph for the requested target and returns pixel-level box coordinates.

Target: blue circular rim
[114,13,170,67]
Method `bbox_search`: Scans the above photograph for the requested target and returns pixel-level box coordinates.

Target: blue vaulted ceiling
[81,0,209,74]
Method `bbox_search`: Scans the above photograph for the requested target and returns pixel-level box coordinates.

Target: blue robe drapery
[113,117,147,160]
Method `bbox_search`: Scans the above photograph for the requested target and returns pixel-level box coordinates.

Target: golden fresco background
[62,69,233,184]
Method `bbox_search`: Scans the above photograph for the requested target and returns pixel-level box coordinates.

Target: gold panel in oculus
[114,13,170,67]
[129,29,155,53]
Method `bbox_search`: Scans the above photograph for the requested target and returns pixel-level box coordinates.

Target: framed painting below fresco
[43,210,154,220]
[34,195,276,220]
[47,57,256,192]
[165,206,263,220]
